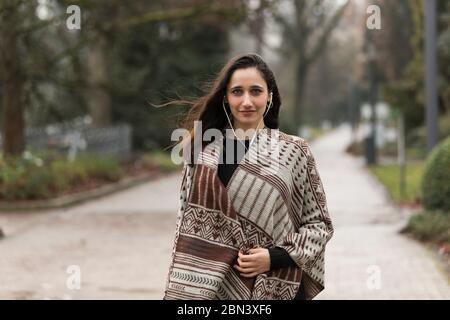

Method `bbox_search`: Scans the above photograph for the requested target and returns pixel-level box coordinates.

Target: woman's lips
[240,110,256,116]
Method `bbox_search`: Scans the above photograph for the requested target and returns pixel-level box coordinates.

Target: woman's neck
[231,123,266,140]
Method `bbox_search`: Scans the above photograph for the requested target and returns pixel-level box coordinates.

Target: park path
[0,124,448,299]
[312,125,449,299]
[0,170,181,299]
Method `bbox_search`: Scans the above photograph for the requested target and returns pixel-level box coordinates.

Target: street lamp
[424,0,439,152]
[365,32,378,165]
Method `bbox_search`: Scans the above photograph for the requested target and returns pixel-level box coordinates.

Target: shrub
[401,211,450,244]
[50,160,88,191]
[23,167,53,199]
[0,153,124,200]
[421,136,450,212]
[0,156,52,199]
[0,159,27,200]
[345,140,364,156]
[76,155,124,181]
[142,151,180,172]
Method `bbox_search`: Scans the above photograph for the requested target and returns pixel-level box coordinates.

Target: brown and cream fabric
[164,128,334,300]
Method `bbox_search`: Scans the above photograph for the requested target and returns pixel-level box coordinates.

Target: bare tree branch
[305,1,349,66]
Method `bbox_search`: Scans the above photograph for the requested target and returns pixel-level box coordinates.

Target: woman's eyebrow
[229,85,264,90]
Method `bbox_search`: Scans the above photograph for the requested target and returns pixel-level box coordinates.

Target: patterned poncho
[164,127,334,300]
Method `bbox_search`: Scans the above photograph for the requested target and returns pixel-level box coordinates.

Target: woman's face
[225,67,271,131]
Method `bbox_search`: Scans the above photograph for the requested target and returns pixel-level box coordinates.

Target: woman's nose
[242,92,253,105]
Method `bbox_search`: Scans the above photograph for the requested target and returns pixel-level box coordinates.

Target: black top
[217,136,306,300]
[217,137,250,186]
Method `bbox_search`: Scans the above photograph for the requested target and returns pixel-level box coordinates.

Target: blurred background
[0,0,449,299]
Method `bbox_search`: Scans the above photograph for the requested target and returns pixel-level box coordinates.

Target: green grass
[370,162,450,246]
[368,162,424,204]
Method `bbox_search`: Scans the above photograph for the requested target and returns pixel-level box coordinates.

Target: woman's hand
[234,247,270,278]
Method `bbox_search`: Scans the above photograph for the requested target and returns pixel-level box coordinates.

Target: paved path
[0,125,448,299]
[0,173,181,299]
[313,125,449,299]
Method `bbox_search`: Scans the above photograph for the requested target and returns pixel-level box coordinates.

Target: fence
[0,117,132,160]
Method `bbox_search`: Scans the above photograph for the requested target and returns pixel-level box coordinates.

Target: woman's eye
[231,89,262,95]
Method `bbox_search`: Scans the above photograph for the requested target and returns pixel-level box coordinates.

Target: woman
[164,53,333,300]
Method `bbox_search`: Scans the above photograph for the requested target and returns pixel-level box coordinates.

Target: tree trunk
[294,53,307,134]
[0,1,25,157]
[277,0,349,134]
[86,34,112,128]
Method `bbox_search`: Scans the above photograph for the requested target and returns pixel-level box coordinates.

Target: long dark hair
[160,53,281,163]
